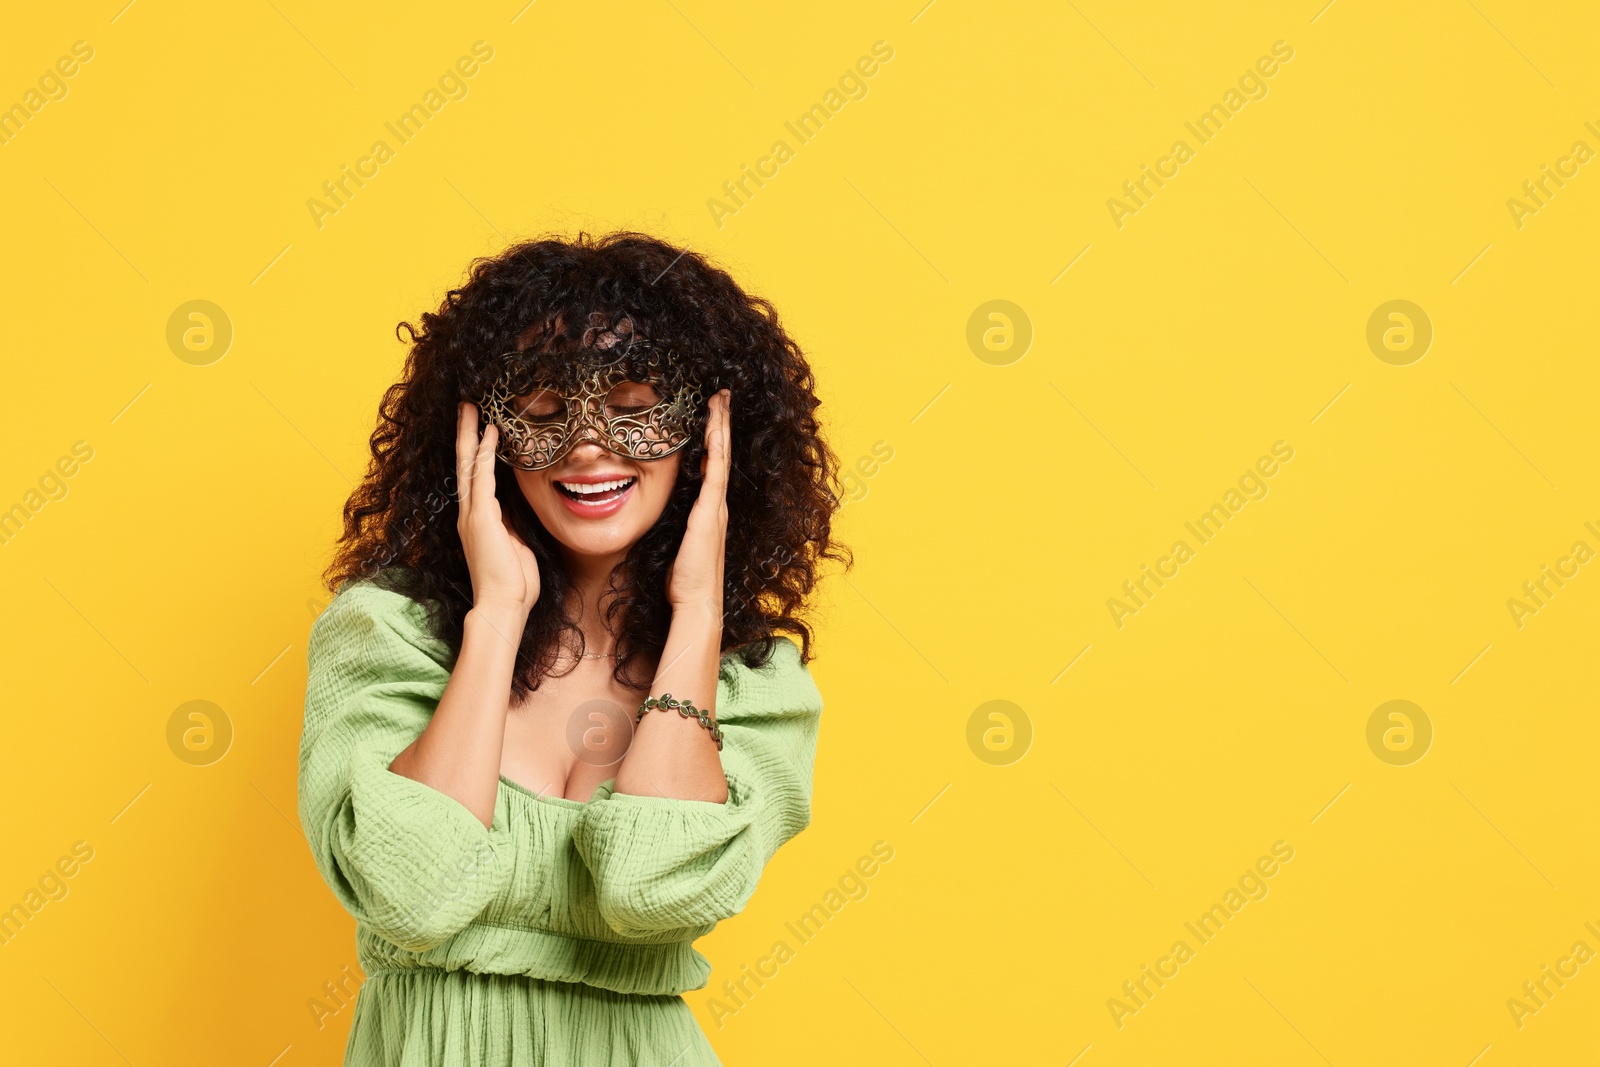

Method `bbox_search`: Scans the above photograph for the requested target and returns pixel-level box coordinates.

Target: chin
[556,511,648,545]
[518,459,678,545]
[523,485,672,560]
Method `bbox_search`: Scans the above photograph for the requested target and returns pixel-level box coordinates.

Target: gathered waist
[356,921,712,996]
[343,967,722,1066]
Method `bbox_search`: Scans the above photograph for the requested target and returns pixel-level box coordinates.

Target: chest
[499,663,650,802]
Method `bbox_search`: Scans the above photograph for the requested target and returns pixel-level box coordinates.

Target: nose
[562,401,611,459]
[568,401,608,449]
[564,435,608,460]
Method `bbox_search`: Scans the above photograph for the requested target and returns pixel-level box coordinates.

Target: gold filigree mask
[479,340,706,471]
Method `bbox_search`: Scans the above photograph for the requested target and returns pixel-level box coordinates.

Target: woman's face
[512,429,682,562]
[502,317,693,561]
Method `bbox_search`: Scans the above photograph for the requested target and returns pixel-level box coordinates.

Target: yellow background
[2,1,1597,1063]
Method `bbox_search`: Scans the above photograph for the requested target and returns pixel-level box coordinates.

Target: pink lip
[555,478,635,519]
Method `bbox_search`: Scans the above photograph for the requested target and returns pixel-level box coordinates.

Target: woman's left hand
[666,388,732,617]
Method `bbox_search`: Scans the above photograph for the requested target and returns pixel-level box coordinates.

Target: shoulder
[716,634,823,723]
[309,569,451,672]
[300,572,451,745]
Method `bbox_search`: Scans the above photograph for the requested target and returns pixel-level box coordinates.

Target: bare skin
[388,376,734,828]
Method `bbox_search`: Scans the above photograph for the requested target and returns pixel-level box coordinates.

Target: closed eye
[513,390,565,420]
[605,381,661,415]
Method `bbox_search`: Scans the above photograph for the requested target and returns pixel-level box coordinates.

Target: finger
[473,420,500,520]
[456,402,478,515]
[692,392,730,508]
[704,390,732,500]
[686,392,730,527]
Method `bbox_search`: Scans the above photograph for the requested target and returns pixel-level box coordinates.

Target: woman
[297,231,851,1065]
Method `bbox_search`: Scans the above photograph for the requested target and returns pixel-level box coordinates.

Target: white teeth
[556,477,634,495]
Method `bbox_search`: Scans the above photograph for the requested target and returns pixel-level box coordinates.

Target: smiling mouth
[554,476,636,504]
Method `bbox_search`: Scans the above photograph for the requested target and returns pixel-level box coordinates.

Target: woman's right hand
[456,401,540,615]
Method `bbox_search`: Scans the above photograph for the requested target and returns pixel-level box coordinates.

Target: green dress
[297,578,824,1066]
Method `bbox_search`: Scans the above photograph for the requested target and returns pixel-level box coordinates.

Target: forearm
[613,604,728,803]
[389,603,526,827]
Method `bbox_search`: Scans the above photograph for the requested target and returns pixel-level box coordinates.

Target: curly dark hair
[321,230,852,699]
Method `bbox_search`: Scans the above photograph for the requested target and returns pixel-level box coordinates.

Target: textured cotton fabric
[297,576,824,1066]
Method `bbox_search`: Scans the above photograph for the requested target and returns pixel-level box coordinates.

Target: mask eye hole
[513,388,566,421]
[605,380,661,416]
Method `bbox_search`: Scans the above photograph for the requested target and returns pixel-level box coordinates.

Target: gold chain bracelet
[635,692,724,751]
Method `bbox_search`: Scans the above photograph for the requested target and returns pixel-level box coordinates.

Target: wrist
[635,692,724,750]
[669,595,724,628]
[469,598,531,627]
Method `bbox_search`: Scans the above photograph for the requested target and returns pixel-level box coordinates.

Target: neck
[559,547,629,650]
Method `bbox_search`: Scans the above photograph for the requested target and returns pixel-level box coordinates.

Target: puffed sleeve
[297,579,516,952]
[571,636,823,938]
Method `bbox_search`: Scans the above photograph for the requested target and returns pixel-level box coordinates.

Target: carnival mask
[478,339,706,471]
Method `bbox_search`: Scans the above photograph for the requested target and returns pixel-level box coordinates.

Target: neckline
[498,773,610,808]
